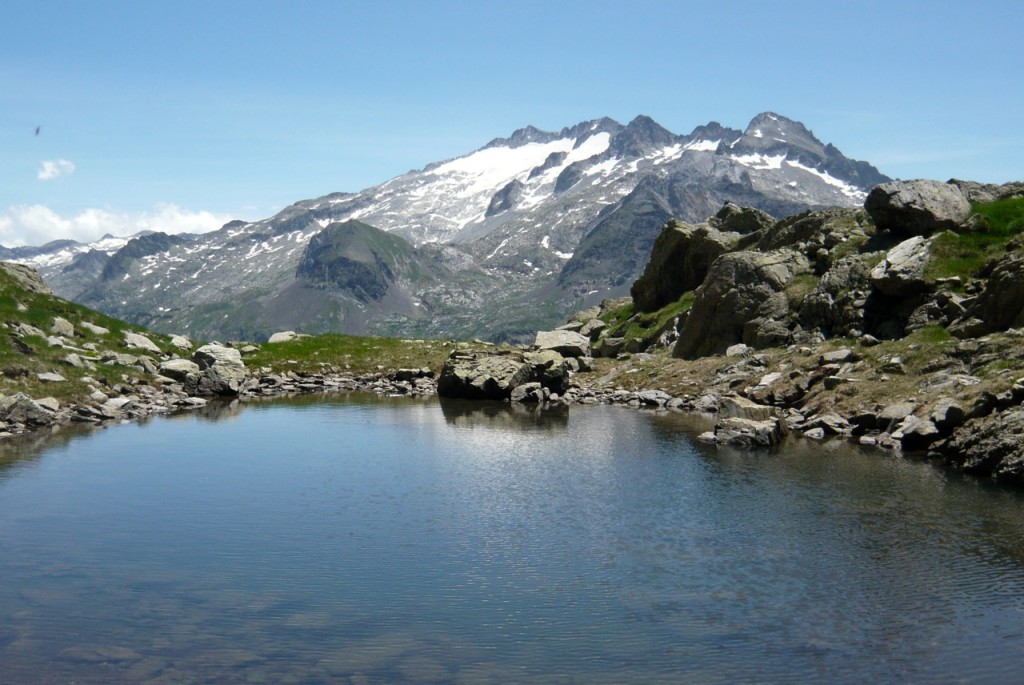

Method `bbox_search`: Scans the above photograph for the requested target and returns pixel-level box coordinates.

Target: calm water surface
[1,395,1023,684]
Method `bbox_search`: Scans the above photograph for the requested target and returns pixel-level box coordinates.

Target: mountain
[15,112,890,342]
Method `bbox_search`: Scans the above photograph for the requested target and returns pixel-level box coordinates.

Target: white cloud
[37,159,76,181]
[0,203,233,247]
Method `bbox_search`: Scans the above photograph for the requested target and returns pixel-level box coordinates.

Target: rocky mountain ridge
[14,112,888,342]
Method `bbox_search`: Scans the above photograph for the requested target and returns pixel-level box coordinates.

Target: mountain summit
[17,113,889,341]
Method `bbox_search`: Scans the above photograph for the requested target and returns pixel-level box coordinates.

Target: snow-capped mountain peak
[18,112,890,342]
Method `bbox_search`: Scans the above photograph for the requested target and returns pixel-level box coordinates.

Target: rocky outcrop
[674,249,810,359]
[934,407,1024,485]
[629,219,739,312]
[865,179,971,237]
[966,255,1024,332]
[0,261,53,294]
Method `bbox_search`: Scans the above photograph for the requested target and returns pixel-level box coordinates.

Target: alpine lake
[1,393,1023,684]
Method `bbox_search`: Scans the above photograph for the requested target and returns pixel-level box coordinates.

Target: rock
[533,330,590,358]
[819,348,856,365]
[80,321,109,335]
[967,255,1024,333]
[62,353,85,368]
[37,372,66,382]
[719,395,775,421]
[803,427,827,440]
[35,397,59,412]
[579,317,607,340]
[0,262,52,294]
[51,317,75,338]
[805,412,850,435]
[523,350,571,392]
[869,236,932,296]
[393,368,433,382]
[725,343,752,357]
[948,316,988,339]
[933,407,1024,484]
[593,336,624,358]
[188,344,246,396]
[630,219,739,312]
[930,398,966,431]
[123,331,162,354]
[159,358,201,381]
[713,416,787,449]
[170,335,192,350]
[637,389,672,407]
[0,393,52,424]
[709,202,775,234]
[437,351,533,401]
[877,401,917,430]
[864,179,971,237]
[510,382,544,403]
[674,249,810,358]
[899,416,941,450]
[268,331,297,344]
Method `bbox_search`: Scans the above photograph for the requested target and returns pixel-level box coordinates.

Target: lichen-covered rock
[674,249,810,359]
[865,179,971,236]
[708,202,775,234]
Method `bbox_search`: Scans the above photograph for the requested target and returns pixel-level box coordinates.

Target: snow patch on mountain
[785,159,867,200]
[731,153,786,170]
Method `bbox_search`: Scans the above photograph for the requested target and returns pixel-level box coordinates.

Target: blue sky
[2,0,1022,246]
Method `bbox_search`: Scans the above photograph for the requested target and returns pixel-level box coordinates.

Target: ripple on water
[0,398,1023,684]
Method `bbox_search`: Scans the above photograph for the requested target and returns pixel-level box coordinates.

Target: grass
[600,292,695,345]
[0,266,188,402]
[241,334,455,375]
[926,197,1024,284]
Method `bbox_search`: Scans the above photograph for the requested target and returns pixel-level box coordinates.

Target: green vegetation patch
[606,292,695,343]
[926,197,1024,284]
[243,334,452,375]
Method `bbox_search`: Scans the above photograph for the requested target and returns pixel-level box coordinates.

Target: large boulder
[673,249,810,359]
[187,344,246,396]
[438,351,534,400]
[864,179,971,237]
[630,219,739,313]
[869,236,932,296]
[533,330,590,358]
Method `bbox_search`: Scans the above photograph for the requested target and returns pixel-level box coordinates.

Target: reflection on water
[0,394,1023,684]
